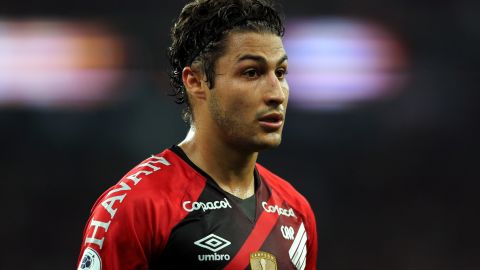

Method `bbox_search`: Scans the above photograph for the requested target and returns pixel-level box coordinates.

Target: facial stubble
[207,90,282,152]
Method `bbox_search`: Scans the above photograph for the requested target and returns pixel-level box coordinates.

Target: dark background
[1,0,479,269]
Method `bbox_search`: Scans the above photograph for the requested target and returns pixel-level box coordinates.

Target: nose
[264,71,287,107]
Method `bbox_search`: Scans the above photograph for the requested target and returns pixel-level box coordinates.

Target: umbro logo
[194,233,231,252]
[195,234,232,262]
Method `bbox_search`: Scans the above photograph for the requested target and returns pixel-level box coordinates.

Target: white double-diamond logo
[194,234,231,252]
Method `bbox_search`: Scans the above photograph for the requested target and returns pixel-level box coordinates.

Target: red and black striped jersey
[77,146,318,270]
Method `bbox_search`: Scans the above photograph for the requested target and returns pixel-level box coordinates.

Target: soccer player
[76,0,318,269]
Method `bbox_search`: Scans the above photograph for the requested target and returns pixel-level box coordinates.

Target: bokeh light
[284,17,408,110]
[0,20,127,109]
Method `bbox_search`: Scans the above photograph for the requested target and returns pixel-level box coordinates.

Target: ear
[182,66,206,100]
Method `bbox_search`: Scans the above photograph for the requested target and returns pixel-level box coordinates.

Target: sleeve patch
[78,247,102,270]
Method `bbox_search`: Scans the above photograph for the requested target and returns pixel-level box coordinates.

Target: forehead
[221,32,286,62]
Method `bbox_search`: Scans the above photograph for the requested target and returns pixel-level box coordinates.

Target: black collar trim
[169,145,261,193]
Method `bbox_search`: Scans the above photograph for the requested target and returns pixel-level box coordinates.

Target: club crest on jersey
[78,247,101,270]
[250,251,278,270]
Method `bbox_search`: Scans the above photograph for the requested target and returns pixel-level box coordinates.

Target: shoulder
[256,163,316,226]
[256,163,311,210]
[98,148,206,207]
[80,148,207,253]
[91,148,208,230]
[256,163,318,263]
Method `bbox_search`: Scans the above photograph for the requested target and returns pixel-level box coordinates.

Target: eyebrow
[236,54,288,66]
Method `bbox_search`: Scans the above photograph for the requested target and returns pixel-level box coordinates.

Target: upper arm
[76,195,157,270]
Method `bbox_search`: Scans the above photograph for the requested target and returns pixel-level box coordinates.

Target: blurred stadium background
[1,0,479,269]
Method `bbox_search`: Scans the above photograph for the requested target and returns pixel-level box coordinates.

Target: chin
[231,131,283,152]
[254,135,283,150]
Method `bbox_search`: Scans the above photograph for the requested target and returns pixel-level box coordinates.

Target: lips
[258,112,284,130]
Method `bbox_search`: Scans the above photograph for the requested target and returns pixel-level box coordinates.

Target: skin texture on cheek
[208,90,233,139]
[208,87,283,151]
[208,88,251,147]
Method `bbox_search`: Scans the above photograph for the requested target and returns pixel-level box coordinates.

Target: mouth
[258,112,284,131]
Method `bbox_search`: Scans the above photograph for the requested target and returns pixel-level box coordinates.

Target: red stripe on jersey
[224,192,283,270]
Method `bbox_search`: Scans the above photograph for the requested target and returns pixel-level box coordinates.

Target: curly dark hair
[167,0,285,123]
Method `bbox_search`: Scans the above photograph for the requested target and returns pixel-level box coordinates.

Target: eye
[275,68,288,79]
[243,69,259,79]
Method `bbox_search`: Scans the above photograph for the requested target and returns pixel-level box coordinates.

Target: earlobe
[182,66,206,100]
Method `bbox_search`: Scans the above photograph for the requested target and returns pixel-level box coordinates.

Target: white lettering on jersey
[125,156,170,185]
[101,194,127,219]
[183,198,232,212]
[106,181,131,196]
[85,219,111,249]
[198,253,231,261]
[289,222,307,270]
[262,201,296,218]
[146,155,171,166]
[126,170,152,185]
[194,234,232,262]
[83,155,171,249]
[281,225,295,240]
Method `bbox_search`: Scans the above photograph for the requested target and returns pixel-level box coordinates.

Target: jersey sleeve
[305,201,318,270]
[76,151,201,270]
[76,193,157,270]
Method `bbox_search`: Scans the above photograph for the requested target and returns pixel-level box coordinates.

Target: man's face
[205,31,289,152]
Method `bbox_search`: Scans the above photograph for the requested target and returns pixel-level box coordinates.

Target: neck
[178,126,257,199]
